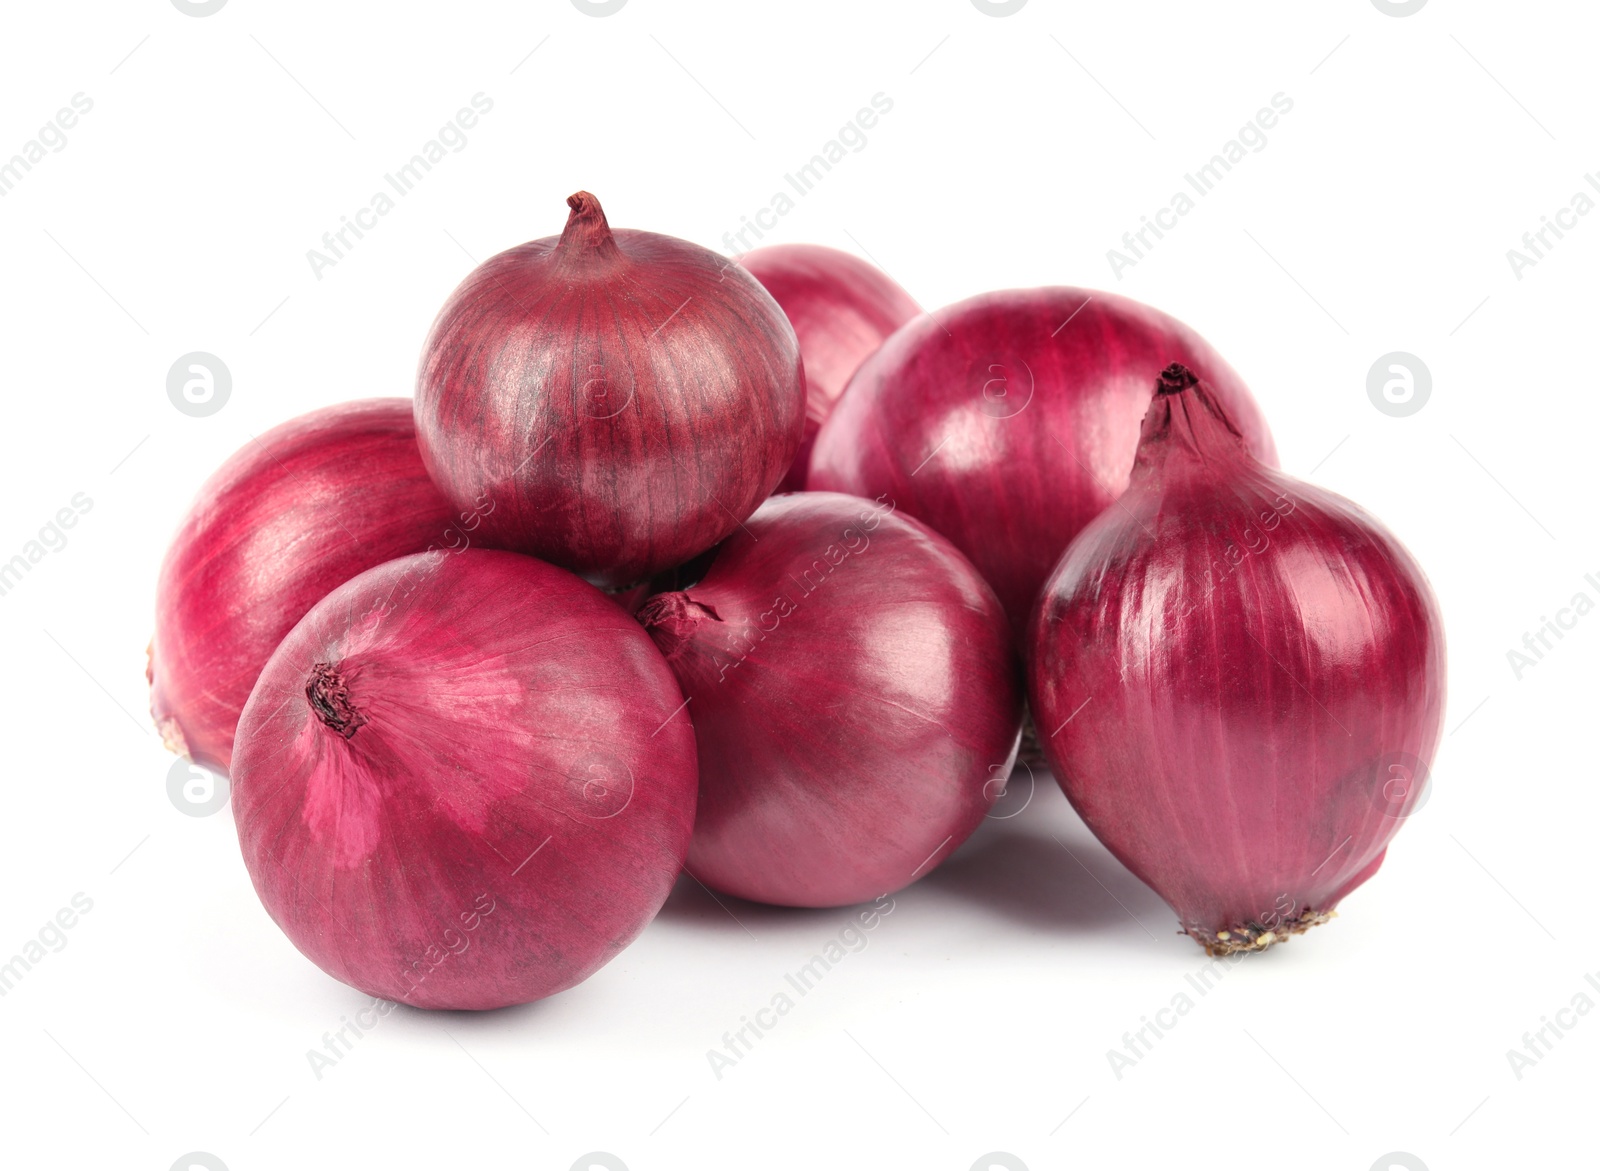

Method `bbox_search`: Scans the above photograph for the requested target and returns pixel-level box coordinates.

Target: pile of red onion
[150,190,1445,1011]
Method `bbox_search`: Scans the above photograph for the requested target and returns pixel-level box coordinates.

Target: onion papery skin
[232,549,698,1010]
[739,244,919,491]
[809,288,1277,632]
[637,492,1022,907]
[415,192,806,589]
[1027,366,1445,954]
[149,399,459,773]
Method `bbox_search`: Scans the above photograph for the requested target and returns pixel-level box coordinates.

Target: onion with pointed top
[1028,364,1445,953]
[415,192,806,589]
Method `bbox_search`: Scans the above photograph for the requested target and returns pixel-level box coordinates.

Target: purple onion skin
[638,492,1022,908]
[149,399,459,773]
[739,244,919,492]
[1028,367,1446,954]
[415,192,806,589]
[809,288,1277,632]
[232,549,698,1010]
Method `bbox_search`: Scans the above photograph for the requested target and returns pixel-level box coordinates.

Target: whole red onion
[1028,365,1445,954]
[809,288,1277,630]
[415,192,806,589]
[738,244,919,491]
[232,549,698,1009]
[637,492,1022,907]
[148,399,458,772]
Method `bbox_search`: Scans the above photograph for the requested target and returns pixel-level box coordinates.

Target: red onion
[738,244,919,491]
[148,399,458,772]
[637,492,1022,907]
[415,191,806,589]
[809,288,1277,630]
[1028,365,1445,953]
[231,549,698,1009]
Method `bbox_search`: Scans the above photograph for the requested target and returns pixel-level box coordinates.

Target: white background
[0,1,1592,1168]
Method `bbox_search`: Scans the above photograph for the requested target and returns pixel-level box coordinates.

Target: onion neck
[1133,362,1252,480]
[553,190,624,266]
[637,591,721,661]
[307,662,367,739]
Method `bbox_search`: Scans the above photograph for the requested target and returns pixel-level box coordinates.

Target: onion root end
[1187,908,1337,956]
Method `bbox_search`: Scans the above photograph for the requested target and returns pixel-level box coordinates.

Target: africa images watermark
[305,893,497,1079]
[1106,93,1295,280]
[1505,172,1600,280]
[1106,893,1298,1080]
[306,93,495,280]
[1167,490,1297,624]
[304,996,400,1080]
[1505,968,1600,1081]
[353,489,497,635]
[0,893,94,998]
[1367,352,1431,418]
[721,93,895,257]
[1504,569,1600,680]
[703,494,897,682]
[706,894,896,1080]
[168,352,231,418]
[0,93,94,198]
[0,493,93,600]
[168,757,229,817]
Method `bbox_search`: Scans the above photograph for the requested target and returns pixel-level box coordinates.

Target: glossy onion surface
[1028,366,1445,953]
[149,399,457,772]
[415,192,806,588]
[739,243,919,491]
[809,288,1277,630]
[638,492,1022,907]
[232,549,698,1009]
